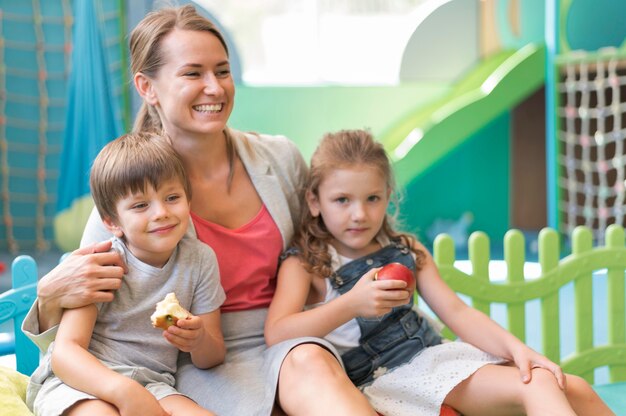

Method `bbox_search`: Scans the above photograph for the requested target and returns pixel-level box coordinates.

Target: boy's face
[104,177,190,268]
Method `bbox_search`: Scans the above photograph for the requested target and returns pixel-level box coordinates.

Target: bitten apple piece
[151,292,191,330]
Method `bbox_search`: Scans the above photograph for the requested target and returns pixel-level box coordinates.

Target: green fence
[433,224,626,384]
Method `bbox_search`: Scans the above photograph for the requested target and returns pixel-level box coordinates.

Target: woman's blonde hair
[129,3,238,187]
[90,131,191,222]
[294,129,425,278]
[129,4,229,133]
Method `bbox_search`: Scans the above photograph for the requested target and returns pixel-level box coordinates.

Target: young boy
[27,132,226,416]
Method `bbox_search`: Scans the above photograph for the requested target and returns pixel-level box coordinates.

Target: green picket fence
[433,224,626,384]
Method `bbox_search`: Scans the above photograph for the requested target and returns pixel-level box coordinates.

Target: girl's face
[104,178,190,268]
[307,166,390,259]
[138,29,235,142]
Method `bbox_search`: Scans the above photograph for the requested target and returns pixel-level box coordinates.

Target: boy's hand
[347,268,412,318]
[114,379,170,416]
[162,314,205,352]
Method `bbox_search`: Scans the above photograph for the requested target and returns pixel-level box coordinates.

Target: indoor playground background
[1,0,626,410]
[0,0,626,254]
[0,0,625,276]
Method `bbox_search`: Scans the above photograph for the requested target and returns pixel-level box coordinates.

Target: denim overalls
[331,240,442,386]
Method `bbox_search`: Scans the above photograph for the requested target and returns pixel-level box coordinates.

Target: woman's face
[145,29,235,141]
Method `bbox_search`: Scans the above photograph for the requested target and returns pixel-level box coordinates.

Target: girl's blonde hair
[294,129,425,278]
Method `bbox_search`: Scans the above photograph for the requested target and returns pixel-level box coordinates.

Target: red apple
[375,262,416,291]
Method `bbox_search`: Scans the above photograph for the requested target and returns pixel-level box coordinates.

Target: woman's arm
[265,256,410,346]
[37,240,125,332]
[51,306,167,415]
[35,207,126,333]
[415,241,565,387]
[164,309,225,369]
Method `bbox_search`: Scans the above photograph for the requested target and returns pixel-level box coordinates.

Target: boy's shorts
[28,358,185,416]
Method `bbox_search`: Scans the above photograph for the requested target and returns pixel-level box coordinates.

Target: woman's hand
[347,268,412,318]
[37,240,126,332]
[511,345,566,389]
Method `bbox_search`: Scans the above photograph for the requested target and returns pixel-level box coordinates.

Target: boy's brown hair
[90,132,191,222]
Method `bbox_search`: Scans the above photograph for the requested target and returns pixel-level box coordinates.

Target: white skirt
[362,341,503,416]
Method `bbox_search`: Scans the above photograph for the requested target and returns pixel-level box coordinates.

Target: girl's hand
[163,314,204,352]
[512,345,566,389]
[115,381,170,416]
[347,268,412,318]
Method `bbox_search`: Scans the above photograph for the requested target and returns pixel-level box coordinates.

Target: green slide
[381,43,545,189]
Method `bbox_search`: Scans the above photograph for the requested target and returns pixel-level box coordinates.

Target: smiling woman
[132,26,234,137]
[21,4,379,416]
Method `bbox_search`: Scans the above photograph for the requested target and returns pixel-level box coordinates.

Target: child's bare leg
[277,344,377,415]
[65,399,119,415]
[444,364,575,416]
[160,394,216,416]
[564,374,615,415]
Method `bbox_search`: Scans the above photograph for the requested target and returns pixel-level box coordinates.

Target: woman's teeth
[193,104,222,113]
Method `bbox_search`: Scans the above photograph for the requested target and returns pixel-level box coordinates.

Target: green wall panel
[399,112,511,249]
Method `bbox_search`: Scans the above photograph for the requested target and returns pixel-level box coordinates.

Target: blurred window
[195,0,431,85]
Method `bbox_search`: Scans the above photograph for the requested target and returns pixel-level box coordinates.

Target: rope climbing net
[0,0,125,253]
[0,0,73,253]
[557,47,626,241]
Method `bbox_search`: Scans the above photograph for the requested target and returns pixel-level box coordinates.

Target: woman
[23,5,377,415]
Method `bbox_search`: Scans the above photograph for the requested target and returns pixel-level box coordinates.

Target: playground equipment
[432,225,626,412]
[377,0,548,242]
[0,256,38,376]
[546,0,626,240]
[435,225,626,385]
[0,0,127,253]
[554,49,626,241]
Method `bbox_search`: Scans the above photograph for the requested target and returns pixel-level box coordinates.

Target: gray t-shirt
[87,236,225,375]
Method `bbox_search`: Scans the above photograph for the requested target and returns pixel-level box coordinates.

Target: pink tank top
[190,205,283,312]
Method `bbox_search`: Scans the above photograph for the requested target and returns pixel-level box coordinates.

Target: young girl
[265,129,614,416]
